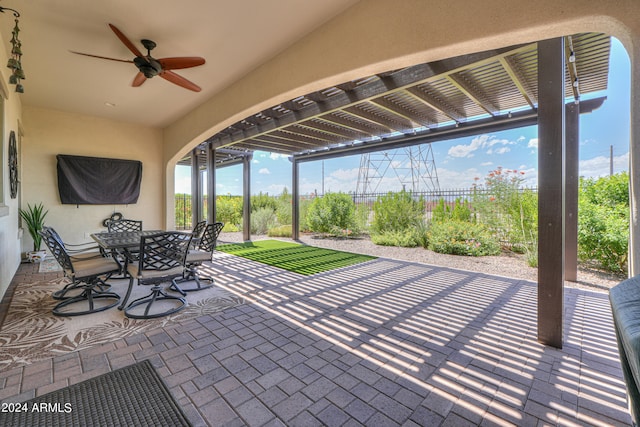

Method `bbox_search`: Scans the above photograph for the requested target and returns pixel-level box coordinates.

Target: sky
[175,38,630,196]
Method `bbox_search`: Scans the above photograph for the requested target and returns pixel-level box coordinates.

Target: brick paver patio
[0,253,631,426]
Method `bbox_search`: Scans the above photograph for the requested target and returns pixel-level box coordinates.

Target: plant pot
[27,250,47,263]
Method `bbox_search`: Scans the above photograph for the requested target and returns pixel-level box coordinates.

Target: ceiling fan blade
[158,57,206,70]
[108,24,144,57]
[132,72,147,87]
[70,51,134,64]
[159,70,201,92]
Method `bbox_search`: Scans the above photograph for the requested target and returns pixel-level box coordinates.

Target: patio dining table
[90,230,164,251]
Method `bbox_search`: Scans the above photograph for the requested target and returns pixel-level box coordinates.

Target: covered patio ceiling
[179,32,610,168]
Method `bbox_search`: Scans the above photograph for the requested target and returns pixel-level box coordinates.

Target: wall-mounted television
[57,154,143,205]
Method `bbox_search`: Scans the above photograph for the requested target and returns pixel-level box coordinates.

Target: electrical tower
[356,144,440,194]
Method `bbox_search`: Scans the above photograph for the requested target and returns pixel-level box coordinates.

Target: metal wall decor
[8,130,17,198]
[0,5,23,93]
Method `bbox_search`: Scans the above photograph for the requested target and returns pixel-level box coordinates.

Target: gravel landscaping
[218,232,626,292]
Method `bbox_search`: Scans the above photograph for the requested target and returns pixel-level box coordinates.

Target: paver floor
[0,253,631,426]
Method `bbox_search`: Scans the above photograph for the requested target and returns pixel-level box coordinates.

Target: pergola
[180,33,612,348]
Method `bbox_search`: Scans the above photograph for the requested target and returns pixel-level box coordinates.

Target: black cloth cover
[57,154,142,205]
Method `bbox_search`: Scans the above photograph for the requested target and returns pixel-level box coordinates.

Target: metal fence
[350,187,538,210]
[175,187,538,231]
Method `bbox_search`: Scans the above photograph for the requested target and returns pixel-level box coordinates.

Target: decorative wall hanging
[0,5,24,93]
[8,130,17,198]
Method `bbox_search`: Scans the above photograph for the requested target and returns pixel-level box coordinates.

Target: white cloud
[330,168,360,181]
[252,159,260,164]
[493,146,511,155]
[480,161,493,166]
[270,153,287,160]
[447,134,516,158]
[579,152,629,178]
[258,168,271,175]
[528,138,538,149]
[432,167,482,189]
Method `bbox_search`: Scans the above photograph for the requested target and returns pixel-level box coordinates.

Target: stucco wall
[0,40,24,299]
[20,106,164,253]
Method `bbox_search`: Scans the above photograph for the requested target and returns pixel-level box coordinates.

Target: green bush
[428,220,500,256]
[268,225,292,238]
[371,190,424,234]
[251,192,278,212]
[432,198,473,223]
[216,195,243,227]
[251,207,278,235]
[371,229,421,247]
[306,192,357,235]
[578,173,629,273]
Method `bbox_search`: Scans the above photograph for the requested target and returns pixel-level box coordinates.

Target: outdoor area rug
[0,359,191,427]
[216,239,376,275]
[38,258,62,273]
[0,273,244,371]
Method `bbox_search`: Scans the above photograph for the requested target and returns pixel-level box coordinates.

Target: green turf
[216,239,376,275]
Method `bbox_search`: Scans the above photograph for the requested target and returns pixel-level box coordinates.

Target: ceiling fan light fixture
[8,74,17,84]
[15,83,23,93]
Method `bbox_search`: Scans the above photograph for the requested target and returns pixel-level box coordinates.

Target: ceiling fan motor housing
[134,56,162,78]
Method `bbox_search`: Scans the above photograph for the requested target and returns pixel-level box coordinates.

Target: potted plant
[19,202,48,262]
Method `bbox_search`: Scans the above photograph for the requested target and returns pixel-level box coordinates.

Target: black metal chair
[42,226,114,299]
[107,219,143,233]
[120,231,192,319]
[171,222,224,293]
[39,228,121,316]
[190,220,207,249]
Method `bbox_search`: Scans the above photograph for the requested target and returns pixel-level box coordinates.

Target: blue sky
[176,38,630,195]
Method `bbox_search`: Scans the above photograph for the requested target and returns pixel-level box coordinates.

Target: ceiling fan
[71,24,206,92]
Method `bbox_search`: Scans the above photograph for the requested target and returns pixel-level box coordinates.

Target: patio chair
[120,231,192,319]
[190,220,207,249]
[107,219,143,233]
[39,228,121,316]
[171,222,224,293]
[42,226,114,299]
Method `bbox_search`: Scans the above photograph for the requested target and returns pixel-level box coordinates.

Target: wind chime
[0,5,23,93]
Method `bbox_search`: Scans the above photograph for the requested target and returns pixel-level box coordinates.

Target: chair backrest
[198,222,224,252]
[42,226,64,246]
[138,232,192,273]
[108,219,143,233]
[192,220,207,240]
[39,228,73,273]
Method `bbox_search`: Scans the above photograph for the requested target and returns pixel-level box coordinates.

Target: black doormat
[0,359,192,427]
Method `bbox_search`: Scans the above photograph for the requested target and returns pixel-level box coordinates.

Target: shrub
[216,195,243,227]
[251,192,277,212]
[306,192,357,235]
[578,173,629,272]
[251,207,278,235]
[432,198,472,223]
[222,223,239,232]
[371,229,420,247]
[371,190,424,234]
[268,225,292,238]
[428,220,500,256]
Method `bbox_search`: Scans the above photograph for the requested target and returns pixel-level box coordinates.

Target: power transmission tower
[356,144,440,194]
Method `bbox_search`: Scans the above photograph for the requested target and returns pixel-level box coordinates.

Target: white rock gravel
[217,232,625,292]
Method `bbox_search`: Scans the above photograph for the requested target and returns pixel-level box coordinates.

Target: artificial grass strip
[216,239,376,275]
